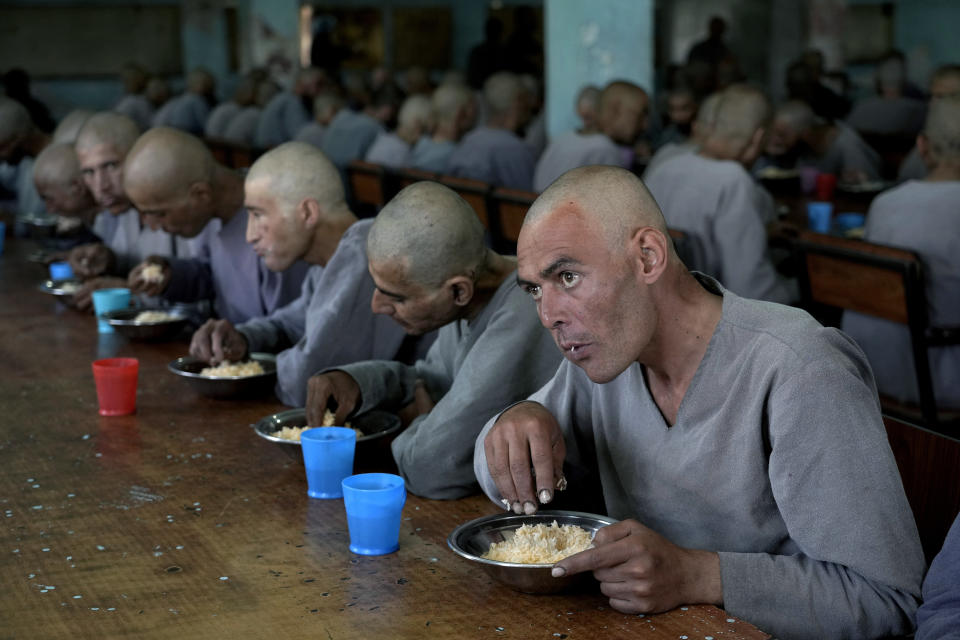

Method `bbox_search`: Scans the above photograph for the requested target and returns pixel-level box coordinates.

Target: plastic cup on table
[91,288,131,334]
[815,173,837,200]
[807,201,834,233]
[799,167,819,194]
[91,357,139,416]
[301,427,356,499]
[49,261,74,280]
[341,473,406,556]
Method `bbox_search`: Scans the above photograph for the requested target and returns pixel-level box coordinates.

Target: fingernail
[523,501,537,515]
[539,489,552,504]
[556,475,568,491]
[512,502,523,514]
[500,498,511,511]
[551,566,566,578]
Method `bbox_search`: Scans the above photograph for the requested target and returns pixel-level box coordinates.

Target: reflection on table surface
[0,237,770,639]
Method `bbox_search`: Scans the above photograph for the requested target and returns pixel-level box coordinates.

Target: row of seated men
[1,86,960,639]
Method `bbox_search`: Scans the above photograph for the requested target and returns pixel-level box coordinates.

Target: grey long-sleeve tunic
[236,219,409,407]
[334,273,561,500]
[474,275,924,640]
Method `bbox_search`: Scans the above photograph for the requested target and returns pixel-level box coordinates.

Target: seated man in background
[410,82,476,174]
[643,90,722,176]
[67,112,197,310]
[123,127,309,325]
[254,67,325,149]
[152,68,217,136]
[846,54,926,139]
[475,165,924,640]
[533,80,648,192]
[307,182,560,499]
[843,97,960,410]
[294,90,344,149]
[189,142,416,407]
[644,85,795,303]
[898,64,960,182]
[223,80,279,148]
[205,76,257,140]
[319,93,388,171]
[113,63,154,132]
[0,97,49,228]
[32,142,100,245]
[763,99,881,183]
[655,84,698,148]
[364,94,434,169]
[574,84,601,134]
[446,71,535,190]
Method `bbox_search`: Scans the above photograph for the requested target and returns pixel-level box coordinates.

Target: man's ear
[188,181,213,205]
[447,274,475,307]
[298,198,322,227]
[629,226,669,283]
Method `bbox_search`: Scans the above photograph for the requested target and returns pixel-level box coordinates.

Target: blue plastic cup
[807,201,833,233]
[341,473,406,556]
[0,221,5,255]
[49,261,74,280]
[301,427,356,499]
[833,212,865,233]
[91,288,131,334]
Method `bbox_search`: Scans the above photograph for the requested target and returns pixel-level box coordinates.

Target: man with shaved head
[533,80,648,192]
[473,164,924,639]
[307,181,559,499]
[410,82,476,173]
[446,71,535,189]
[188,141,413,407]
[68,112,195,310]
[0,97,50,228]
[32,142,99,240]
[644,85,795,303]
[122,127,308,324]
[363,94,435,169]
[898,64,960,181]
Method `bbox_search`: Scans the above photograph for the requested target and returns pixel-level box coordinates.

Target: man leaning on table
[188,142,417,408]
[307,182,561,499]
[473,165,925,640]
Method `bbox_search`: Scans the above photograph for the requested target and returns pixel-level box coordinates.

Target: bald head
[931,65,960,100]
[75,112,140,156]
[432,83,472,125]
[247,141,347,215]
[367,182,486,288]
[924,96,960,163]
[773,99,817,135]
[598,81,649,145]
[710,85,770,145]
[52,109,94,144]
[32,142,94,215]
[484,71,524,119]
[0,97,32,149]
[124,127,215,200]
[526,165,670,255]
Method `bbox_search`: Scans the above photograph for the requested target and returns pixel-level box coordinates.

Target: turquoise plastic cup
[341,473,406,556]
[49,261,74,280]
[91,288,131,333]
[301,427,356,499]
[806,201,833,233]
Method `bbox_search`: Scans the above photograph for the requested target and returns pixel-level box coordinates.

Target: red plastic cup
[815,173,837,201]
[91,358,139,416]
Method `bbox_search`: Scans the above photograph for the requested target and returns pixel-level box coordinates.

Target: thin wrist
[687,549,723,606]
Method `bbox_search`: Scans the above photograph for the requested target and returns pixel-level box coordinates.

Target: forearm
[333,360,420,416]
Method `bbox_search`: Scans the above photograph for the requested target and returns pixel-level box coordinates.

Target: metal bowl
[37,278,82,297]
[447,510,618,594]
[167,352,277,399]
[252,408,402,452]
[104,308,188,341]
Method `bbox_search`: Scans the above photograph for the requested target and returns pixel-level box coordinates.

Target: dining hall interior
[1,0,959,638]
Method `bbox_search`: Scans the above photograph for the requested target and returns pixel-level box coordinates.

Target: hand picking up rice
[134,310,178,323]
[140,263,165,283]
[482,521,593,564]
[200,360,265,378]
[271,410,360,441]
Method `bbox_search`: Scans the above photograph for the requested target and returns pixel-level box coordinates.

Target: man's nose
[245,217,257,244]
[538,290,565,329]
[370,289,392,316]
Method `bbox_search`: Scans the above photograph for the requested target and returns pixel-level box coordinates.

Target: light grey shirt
[334,273,561,499]
[320,109,384,169]
[205,102,242,139]
[842,180,960,408]
[846,96,927,137]
[643,140,697,178]
[114,94,154,131]
[153,93,210,136]
[533,131,624,192]
[475,275,925,640]
[163,209,309,325]
[447,126,535,190]
[93,208,199,274]
[364,132,412,169]
[898,146,926,182]
[236,219,409,407]
[802,122,882,181]
[222,106,261,147]
[255,92,311,149]
[644,152,796,303]
[294,122,326,148]
[410,137,456,174]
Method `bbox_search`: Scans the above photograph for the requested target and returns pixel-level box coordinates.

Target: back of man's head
[146,77,170,106]
[52,109,94,144]
[313,89,344,124]
[247,141,347,215]
[33,142,80,188]
[931,64,960,100]
[75,112,140,156]
[774,99,817,135]
[187,67,215,97]
[396,94,434,137]
[709,84,770,147]
[295,67,326,98]
[124,127,215,199]
[367,181,486,288]
[598,80,648,145]
[924,96,960,163]
[484,71,523,120]
[432,83,472,127]
[0,97,32,150]
[576,85,601,125]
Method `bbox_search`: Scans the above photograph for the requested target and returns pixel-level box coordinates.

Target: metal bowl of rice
[167,352,277,399]
[104,308,188,341]
[252,408,402,456]
[447,511,617,594]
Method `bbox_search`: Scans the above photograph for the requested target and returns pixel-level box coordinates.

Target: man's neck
[486,113,517,135]
[925,161,960,182]
[433,120,458,143]
[210,166,245,223]
[303,209,358,266]
[461,251,518,323]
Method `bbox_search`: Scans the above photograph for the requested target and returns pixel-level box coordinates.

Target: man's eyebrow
[540,257,582,279]
[375,285,405,299]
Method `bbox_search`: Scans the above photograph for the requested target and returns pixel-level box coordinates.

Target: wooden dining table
[0,235,770,639]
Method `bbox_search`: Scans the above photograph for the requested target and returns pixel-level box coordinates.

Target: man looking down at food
[122,127,308,324]
[188,142,415,407]
[473,165,924,639]
[307,182,561,499]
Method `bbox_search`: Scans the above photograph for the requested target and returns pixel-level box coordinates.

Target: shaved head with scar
[124,127,244,237]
